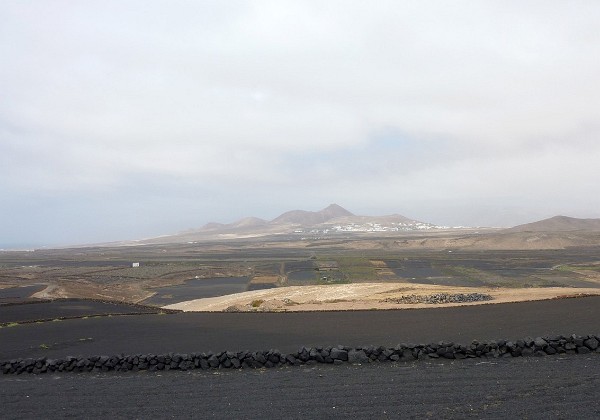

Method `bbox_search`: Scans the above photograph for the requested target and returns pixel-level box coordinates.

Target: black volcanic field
[2,297,600,359]
[1,243,600,418]
[1,297,600,418]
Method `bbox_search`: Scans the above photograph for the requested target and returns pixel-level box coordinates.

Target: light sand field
[164,283,600,312]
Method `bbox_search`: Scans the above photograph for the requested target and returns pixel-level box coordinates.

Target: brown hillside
[507,216,600,232]
[270,204,354,226]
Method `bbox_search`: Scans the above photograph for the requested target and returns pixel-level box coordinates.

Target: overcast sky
[2,1,600,247]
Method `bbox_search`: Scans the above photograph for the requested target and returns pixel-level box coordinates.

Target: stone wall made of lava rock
[381,293,493,305]
[1,334,599,375]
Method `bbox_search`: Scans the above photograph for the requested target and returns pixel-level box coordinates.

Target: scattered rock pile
[2,334,599,375]
[381,293,493,305]
[224,298,299,312]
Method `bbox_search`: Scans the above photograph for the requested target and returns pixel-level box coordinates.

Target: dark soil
[0,285,46,301]
[141,276,250,305]
[0,299,163,324]
[385,259,445,279]
[1,356,599,419]
[2,296,600,360]
[287,270,318,285]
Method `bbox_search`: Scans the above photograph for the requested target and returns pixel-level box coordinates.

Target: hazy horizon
[2,1,600,247]
[0,202,591,249]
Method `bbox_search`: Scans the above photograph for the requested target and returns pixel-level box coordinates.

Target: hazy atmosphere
[2,1,599,247]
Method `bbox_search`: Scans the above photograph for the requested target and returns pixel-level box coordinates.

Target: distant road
[2,296,600,360]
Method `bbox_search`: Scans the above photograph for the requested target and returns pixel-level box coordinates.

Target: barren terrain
[4,356,600,419]
[2,230,600,419]
[166,283,600,312]
[2,231,600,308]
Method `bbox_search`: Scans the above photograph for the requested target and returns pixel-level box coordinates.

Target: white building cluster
[295,221,445,235]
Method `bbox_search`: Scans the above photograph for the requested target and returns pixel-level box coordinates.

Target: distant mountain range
[506,215,600,232]
[94,206,600,248]
[122,204,446,245]
[201,204,353,230]
[195,204,440,237]
[271,203,354,225]
[167,207,600,243]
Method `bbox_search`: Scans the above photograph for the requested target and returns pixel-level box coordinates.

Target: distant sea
[0,243,46,251]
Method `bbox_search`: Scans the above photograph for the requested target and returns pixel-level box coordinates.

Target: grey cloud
[1,1,600,245]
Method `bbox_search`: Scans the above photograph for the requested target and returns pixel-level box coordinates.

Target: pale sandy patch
[164,283,600,312]
[249,275,280,285]
[32,284,63,299]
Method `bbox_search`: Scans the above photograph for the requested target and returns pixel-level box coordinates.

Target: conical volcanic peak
[320,204,355,219]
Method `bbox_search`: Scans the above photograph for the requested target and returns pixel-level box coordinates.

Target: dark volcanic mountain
[271,204,354,226]
[194,204,434,236]
[507,216,600,232]
[133,204,438,245]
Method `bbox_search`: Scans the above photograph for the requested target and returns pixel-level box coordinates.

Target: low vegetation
[251,299,264,308]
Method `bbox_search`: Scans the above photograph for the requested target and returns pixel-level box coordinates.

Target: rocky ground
[381,293,493,305]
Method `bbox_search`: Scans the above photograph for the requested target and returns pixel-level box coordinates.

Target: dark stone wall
[2,334,599,375]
